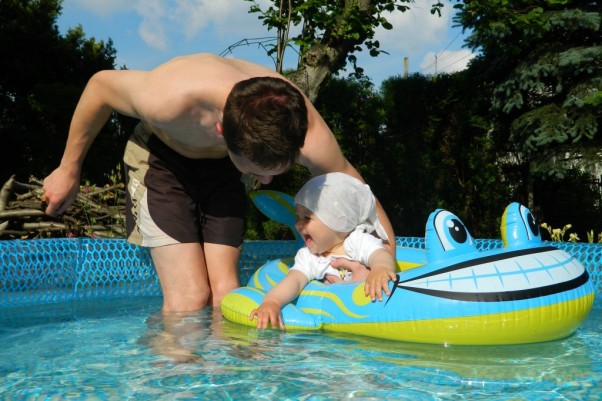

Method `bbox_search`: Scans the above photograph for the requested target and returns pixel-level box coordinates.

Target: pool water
[0,296,600,400]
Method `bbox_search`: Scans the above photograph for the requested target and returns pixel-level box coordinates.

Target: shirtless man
[43,53,395,313]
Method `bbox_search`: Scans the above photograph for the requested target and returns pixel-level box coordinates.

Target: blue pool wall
[1,238,600,308]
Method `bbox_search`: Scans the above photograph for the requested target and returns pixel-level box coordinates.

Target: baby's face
[295,204,347,255]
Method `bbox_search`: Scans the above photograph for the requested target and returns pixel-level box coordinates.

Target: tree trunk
[286,0,374,101]
[288,45,342,102]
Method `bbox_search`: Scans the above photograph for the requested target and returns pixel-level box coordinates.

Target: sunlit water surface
[1,297,600,400]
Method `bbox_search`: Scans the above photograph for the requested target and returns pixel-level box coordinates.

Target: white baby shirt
[290,229,385,281]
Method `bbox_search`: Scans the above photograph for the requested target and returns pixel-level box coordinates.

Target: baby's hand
[249,301,285,330]
[364,266,397,302]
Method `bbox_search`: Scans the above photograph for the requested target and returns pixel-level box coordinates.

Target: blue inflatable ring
[221,202,595,345]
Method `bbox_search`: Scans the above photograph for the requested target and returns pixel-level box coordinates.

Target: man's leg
[151,243,211,312]
[203,242,241,307]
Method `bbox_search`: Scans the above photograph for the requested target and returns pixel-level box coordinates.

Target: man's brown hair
[222,77,308,170]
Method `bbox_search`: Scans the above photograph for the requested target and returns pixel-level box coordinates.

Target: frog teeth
[397,246,589,302]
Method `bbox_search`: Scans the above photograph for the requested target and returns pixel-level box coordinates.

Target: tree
[313,76,384,170]
[245,0,444,101]
[451,0,602,239]
[456,0,601,185]
[375,72,509,237]
[0,0,128,184]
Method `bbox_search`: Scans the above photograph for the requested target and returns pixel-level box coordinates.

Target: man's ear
[216,122,224,137]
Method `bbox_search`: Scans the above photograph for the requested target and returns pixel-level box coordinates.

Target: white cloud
[173,0,228,40]
[369,2,474,76]
[178,0,274,38]
[73,0,267,51]
[133,0,270,51]
[376,2,452,54]
[135,0,169,50]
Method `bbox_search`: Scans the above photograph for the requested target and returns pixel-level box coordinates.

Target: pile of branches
[0,175,126,240]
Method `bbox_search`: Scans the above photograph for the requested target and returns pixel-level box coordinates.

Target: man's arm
[364,249,398,302]
[297,102,396,256]
[43,70,148,216]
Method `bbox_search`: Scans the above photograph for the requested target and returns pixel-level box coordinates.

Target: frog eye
[501,203,542,247]
[426,209,477,263]
[433,210,473,251]
[519,204,540,241]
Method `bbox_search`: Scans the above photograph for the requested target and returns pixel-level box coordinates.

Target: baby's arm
[364,249,397,302]
[249,270,309,330]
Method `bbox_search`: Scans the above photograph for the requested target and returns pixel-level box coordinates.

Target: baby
[250,172,397,329]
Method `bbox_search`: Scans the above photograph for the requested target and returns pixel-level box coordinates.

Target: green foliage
[367,72,510,237]
[0,0,130,184]
[244,0,444,76]
[261,220,294,241]
[456,0,601,180]
[313,76,383,169]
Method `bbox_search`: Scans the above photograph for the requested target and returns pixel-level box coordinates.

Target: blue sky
[56,0,475,87]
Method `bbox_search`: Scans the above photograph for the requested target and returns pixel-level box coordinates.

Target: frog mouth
[396,246,590,302]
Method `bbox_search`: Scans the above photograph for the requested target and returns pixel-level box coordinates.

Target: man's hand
[249,300,285,330]
[329,258,370,282]
[42,166,81,216]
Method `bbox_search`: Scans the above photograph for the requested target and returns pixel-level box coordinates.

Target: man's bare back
[107,54,283,159]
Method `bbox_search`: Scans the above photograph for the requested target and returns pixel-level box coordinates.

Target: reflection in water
[215,309,600,399]
[326,330,595,382]
[1,297,598,400]
[138,307,279,365]
[138,307,224,364]
[220,315,597,379]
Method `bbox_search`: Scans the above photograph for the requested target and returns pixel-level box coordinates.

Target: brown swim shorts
[123,123,246,248]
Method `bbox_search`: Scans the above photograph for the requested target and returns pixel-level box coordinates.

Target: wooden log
[0,174,127,240]
[0,209,46,218]
[0,175,15,212]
